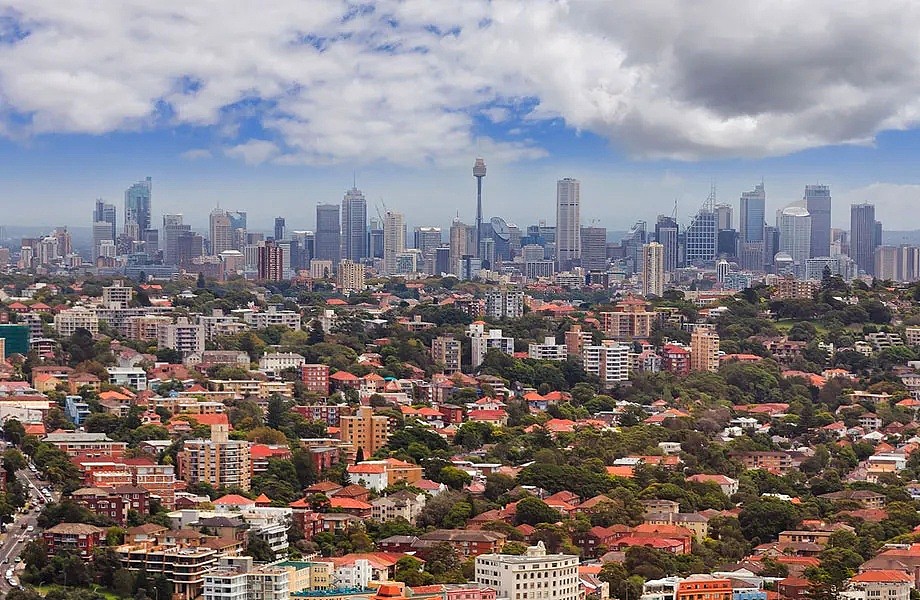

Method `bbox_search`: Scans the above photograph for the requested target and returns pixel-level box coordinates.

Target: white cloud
[223,140,280,165]
[2,1,920,163]
[179,148,212,160]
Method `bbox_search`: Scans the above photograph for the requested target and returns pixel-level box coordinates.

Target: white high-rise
[383,211,406,275]
[642,242,665,297]
[210,208,234,256]
[778,206,812,275]
[555,178,581,269]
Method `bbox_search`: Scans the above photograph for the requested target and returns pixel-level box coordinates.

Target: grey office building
[315,204,341,264]
[805,184,831,258]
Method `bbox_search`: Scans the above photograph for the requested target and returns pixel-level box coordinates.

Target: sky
[3,1,920,233]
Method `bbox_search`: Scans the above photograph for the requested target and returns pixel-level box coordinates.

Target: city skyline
[3,4,920,229]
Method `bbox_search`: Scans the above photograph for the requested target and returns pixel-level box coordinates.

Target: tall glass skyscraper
[804,184,831,258]
[315,204,341,265]
[341,187,367,261]
[739,183,765,243]
[555,178,581,270]
[124,177,152,233]
[850,203,877,275]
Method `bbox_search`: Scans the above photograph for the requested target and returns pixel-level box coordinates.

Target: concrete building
[580,226,607,271]
[468,322,515,369]
[843,570,912,600]
[528,336,567,361]
[556,178,581,270]
[690,327,720,373]
[300,364,330,396]
[804,184,832,259]
[383,211,406,275]
[315,204,341,265]
[157,317,206,357]
[336,259,366,292]
[432,336,462,374]
[258,352,306,374]
[54,306,99,337]
[484,288,525,319]
[209,208,234,256]
[642,242,665,297]
[257,240,285,282]
[851,203,878,275]
[582,342,630,387]
[178,424,252,491]
[339,406,390,459]
[778,206,811,276]
[107,367,148,391]
[475,542,580,600]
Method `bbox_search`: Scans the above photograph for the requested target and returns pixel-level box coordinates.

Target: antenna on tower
[353,170,357,189]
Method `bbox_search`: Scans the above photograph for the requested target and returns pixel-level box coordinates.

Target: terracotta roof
[851,570,912,583]
[213,494,255,506]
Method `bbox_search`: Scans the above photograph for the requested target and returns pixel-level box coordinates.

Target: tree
[245,532,275,562]
[2,448,26,480]
[3,419,25,446]
[438,466,472,491]
[738,497,801,544]
[394,556,434,586]
[425,542,461,576]
[266,395,287,430]
[514,496,561,526]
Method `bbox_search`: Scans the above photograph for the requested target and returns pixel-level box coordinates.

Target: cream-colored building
[642,242,665,297]
[475,542,581,600]
[690,327,720,373]
[54,306,99,337]
[336,259,366,293]
[340,406,390,458]
[178,424,251,491]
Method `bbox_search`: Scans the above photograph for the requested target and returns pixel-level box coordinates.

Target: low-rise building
[43,522,107,559]
[475,542,579,600]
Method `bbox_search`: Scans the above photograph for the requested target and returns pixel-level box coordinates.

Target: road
[0,467,53,593]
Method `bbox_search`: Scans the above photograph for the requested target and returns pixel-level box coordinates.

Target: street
[0,466,53,593]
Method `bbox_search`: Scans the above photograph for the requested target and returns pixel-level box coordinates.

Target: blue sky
[3,1,920,233]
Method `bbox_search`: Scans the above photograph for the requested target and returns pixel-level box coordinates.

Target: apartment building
[600,297,657,339]
[158,317,206,357]
[43,523,107,559]
[124,315,173,341]
[582,341,631,387]
[468,322,515,369]
[241,306,301,330]
[258,352,306,374]
[475,542,580,600]
[431,336,462,374]
[116,543,219,600]
[528,336,567,361]
[204,556,290,600]
[339,406,390,458]
[300,365,331,396]
[178,424,252,491]
[484,288,525,319]
[54,306,99,336]
[107,366,148,391]
[44,431,127,458]
[730,451,794,474]
[844,570,913,600]
[690,327,720,373]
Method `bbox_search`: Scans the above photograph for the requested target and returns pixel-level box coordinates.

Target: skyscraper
[850,203,878,275]
[341,187,368,261]
[580,226,607,271]
[315,204,341,265]
[804,184,832,258]
[685,191,717,265]
[162,214,190,265]
[92,221,113,261]
[414,226,442,274]
[383,211,406,275]
[555,178,581,269]
[124,177,152,233]
[473,158,487,258]
[257,240,284,282]
[209,208,234,256]
[274,217,286,241]
[739,183,766,243]
[641,242,665,297]
[778,206,812,274]
[93,199,116,241]
[368,218,384,260]
[654,215,679,273]
[715,204,733,231]
[449,219,469,275]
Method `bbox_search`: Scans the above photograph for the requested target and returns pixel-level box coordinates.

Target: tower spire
[473,157,487,258]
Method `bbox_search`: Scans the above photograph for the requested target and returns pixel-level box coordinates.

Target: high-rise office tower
[383,211,406,275]
[177,231,204,266]
[209,208,234,256]
[315,204,341,265]
[763,225,779,268]
[226,211,247,250]
[778,206,812,274]
[341,187,367,261]
[414,226,442,274]
[580,226,607,272]
[715,204,733,231]
[368,218,384,260]
[850,203,877,275]
[555,178,581,269]
[739,183,766,243]
[654,215,679,273]
[93,199,117,241]
[274,217,286,241]
[641,242,665,297]
[162,214,190,265]
[124,177,152,233]
[685,191,717,265]
[449,219,469,275]
[621,221,647,275]
[473,158,487,258]
[92,221,113,261]
[804,184,831,258]
[257,240,284,281]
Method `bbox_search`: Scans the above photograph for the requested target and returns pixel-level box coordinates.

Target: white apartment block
[258,352,306,374]
[107,367,148,391]
[241,306,302,330]
[528,337,567,361]
[157,317,206,356]
[102,281,134,308]
[54,306,99,337]
[484,289,525,319]
[204,556,290,600]
[468,322,515,369]
[582,342,631,387]
[196,310,250,341]
[475,542,581,600]
[906,327,920,346]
